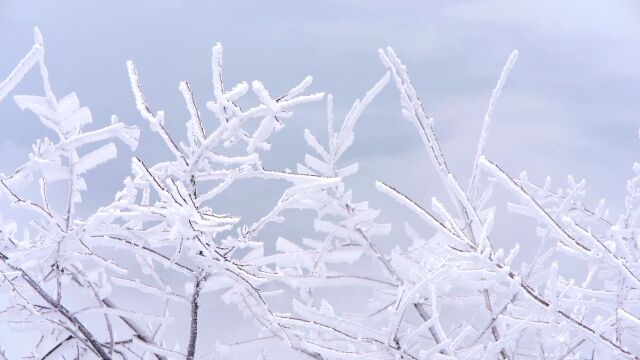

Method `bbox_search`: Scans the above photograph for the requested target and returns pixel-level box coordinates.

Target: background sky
[2,1,639,211]
[1,1,640,358]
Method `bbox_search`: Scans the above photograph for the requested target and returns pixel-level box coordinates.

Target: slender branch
[0,251,111,360]
[186,272,209,360]
[41,335,73,359]
[102,298,167,360]
[483,289,510,360]
[468,50,518,202]
[0,42,42,102]
[413,303,449,356]
[378,178,640,358]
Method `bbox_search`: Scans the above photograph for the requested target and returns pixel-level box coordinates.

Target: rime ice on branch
[1,28,640,360]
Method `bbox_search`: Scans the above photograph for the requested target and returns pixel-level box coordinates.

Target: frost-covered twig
[0,251,111,359]
[468,50,518,203]
[186,272,209,360]
[3,28,640,360]
[0,29,43,102]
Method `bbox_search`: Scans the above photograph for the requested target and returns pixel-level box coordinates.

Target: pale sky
[2,1,639,208]
[1,1,639,358]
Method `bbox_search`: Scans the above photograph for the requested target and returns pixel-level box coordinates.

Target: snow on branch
[0,37,42,102]
[1,29,640,360]
[468,50,519,203]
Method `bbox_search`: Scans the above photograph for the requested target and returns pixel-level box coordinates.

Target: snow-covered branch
[1,28,639,360]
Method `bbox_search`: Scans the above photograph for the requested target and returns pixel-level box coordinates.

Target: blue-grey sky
[2,1,639,209]
[1,1,640,358]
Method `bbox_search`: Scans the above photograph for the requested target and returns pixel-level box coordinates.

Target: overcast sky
[2,1,639,207]
[1,1,640,358]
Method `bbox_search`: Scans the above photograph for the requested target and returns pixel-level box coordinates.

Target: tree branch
[186,272,208,360]
[0,251,111,360]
